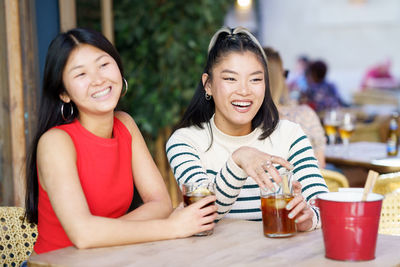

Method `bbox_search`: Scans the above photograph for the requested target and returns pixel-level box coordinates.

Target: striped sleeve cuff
[226,155,248,179]
[309,206,320,231]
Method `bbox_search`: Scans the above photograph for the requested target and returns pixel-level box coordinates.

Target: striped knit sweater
[166,116,329,230]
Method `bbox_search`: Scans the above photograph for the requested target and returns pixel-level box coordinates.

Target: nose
[236,81,250,95]
[89,71,105,86]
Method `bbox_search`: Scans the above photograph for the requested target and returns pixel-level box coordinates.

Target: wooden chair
[320,169,349,192]
[379,190,400,236]
[0,207,37,266]
[373,172,400,195]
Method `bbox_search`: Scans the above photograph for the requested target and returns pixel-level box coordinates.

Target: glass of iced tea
[182,181,216,236]
[260,169,297,238]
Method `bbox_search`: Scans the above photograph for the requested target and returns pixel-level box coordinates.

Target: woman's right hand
[168,195,217,238]
[232,146,293,190]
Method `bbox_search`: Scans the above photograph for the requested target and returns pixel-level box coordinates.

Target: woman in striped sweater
[166,27,329,231]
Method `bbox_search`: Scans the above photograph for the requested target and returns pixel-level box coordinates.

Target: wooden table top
[28,219,400,267]
[325,141,400,173]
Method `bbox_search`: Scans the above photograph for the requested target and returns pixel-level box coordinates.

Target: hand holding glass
[182,181,216,236]
[260,170,296,238]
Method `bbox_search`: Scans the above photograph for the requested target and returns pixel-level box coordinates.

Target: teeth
[92,87,111,98]
[232,101,251,107]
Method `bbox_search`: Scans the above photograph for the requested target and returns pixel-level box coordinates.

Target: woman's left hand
[286,181,314,231]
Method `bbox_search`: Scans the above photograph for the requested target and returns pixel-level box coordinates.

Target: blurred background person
[361,59,399,90]
[265,47,326,168]
[287,55,310,102]
[301,60,347,113]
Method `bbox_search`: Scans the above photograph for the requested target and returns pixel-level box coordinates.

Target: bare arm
[115,112,172,221]
[37,126,216,249]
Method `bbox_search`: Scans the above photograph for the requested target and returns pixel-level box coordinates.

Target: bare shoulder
[114,111,139,136]
[38,128,74,152]
[37,128,77,166]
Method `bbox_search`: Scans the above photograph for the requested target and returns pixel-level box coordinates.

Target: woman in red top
[25,28,217,254]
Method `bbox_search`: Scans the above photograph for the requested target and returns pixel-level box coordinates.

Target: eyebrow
[68,54,109,73]
[221,69,264,75]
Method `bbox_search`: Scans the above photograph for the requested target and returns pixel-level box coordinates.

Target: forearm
[288,131,328,230]
[166,138,248,220]
[121,200,172,221]
[215,156,247,219]
[69,216,176,249]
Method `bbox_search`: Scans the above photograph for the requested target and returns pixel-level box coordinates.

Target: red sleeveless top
[34,117,133,254]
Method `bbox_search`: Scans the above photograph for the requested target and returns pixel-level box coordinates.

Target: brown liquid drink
[183,193,215,207]
[182,183,215,236]
[261,194,296,237]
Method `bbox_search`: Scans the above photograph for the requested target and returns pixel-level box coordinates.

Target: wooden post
[19,0,40,147]
[59,0,77,32]
[101,0,114,44]
[0,0,14,206]
[5,0,26,207]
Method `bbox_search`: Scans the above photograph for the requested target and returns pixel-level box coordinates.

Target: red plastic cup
[317,192,383,261]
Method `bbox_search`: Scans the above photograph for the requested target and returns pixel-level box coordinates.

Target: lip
[231,100,253,113]
[91,86,112,99]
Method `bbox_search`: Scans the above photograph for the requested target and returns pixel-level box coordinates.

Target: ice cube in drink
[261,194,296,237]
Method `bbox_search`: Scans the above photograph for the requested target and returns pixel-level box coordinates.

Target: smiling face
[61,44,122,120]
[203,51,266,136]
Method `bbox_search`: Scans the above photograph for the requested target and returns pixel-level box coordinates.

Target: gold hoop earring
[121,78,128,97]
[61,102,74,121]
[205,92,212,101]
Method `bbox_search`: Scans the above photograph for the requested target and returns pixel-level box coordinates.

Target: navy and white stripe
[166,118,328,229]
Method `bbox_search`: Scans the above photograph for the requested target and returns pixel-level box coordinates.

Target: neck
[78,113,114,138]
[213,117,252,136]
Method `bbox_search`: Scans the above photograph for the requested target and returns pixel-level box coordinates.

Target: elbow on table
[69,231,93,249]
[67,224,97,249]
[73,240,91,250]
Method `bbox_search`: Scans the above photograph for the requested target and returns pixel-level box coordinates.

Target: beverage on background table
[339,112,355,146]
[260,169,296,238]
[386,112,399,156]
[323,109,341,145]
[338,126,354,140]
[182,181,215,236]
[324,123,339,137]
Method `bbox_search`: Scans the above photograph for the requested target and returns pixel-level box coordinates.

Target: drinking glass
[323,109,341,145]
[338,112,355,147]
[260,169,296,238]
[182,181,215,236]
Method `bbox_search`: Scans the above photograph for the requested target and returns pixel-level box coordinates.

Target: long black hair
[174,26,279,141]
[25,28,124,224]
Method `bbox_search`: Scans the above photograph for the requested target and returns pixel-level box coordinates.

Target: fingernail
[288,213,294,219]
[290,164,295,169]
[286,204,291,210]
[262,185,267,191]
[295,219,298,223]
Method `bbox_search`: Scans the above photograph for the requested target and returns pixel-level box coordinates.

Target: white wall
[256,0,400,103]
